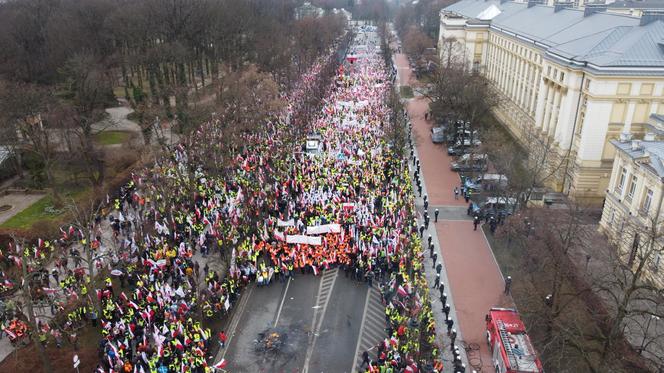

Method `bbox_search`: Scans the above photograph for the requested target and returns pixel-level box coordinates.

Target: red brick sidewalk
[406,98,465,207]
[396,51,512,373]
[436,221,512,370]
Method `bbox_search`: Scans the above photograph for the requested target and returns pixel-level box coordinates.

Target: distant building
[606,0,664,18]
[600,114,664,286]
[439,0,664,203]
[295,2,325,19]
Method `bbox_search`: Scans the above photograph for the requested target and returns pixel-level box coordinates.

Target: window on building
[585,79,591,91]
[617,82,632,96]
[547,66,551,76]
[609,208,615,224]
[643,188,654,213]
[616,167,627,194]
[627,175,638,201]
[640,83,654,96]
[560,72,565,82]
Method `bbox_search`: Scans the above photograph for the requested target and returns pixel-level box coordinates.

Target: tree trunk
[137,66,144,89]
[198,57,205,88]
[148,64,159,105]
[20,253,53,373]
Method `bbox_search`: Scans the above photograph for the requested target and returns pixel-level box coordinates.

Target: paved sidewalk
[394,44,511,372]
[393,53,468,373]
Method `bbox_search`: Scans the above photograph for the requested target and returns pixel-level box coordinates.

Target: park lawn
[0,195,61,229]
[0,186,88,230]
[400,85,414,99]
[94,130,131,145]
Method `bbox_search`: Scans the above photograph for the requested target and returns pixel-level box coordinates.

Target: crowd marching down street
[1,24,451,373]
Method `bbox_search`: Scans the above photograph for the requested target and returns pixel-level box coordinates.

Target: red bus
[486,307,544,373]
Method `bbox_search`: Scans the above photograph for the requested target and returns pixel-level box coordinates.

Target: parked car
[447,139,480,155]
[431,126,445,143]
[457,153,488,163]
[447,143,470,156]
[447,134,482,146]
[469,196,517,219]
[451,154,488,172]
[482,196,517,216]
[463,173,508,192]
[452,162,487,173]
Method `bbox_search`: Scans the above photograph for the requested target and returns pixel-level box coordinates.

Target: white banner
[277,218,295,227]
[286,235,322,246]
[274,229,285,242]
[306,224,342,235]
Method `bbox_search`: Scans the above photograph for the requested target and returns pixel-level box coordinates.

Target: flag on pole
[213,359,227,369]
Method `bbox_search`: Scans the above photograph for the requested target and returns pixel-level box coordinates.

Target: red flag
[213,359,227,369]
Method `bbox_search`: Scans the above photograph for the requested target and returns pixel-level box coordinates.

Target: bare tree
[0,82,60,196]
[402,26,434,65]
[498,205,633,372]
[591,214,664,371]
[11,236,54,373]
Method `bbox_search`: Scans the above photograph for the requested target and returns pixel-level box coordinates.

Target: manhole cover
[0,205,12,212]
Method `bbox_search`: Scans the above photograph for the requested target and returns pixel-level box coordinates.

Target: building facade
[600,114,664,285]
[439,0,664,203]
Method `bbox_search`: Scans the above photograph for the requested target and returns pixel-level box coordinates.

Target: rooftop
[608,0,664,10]
[612,138,664,178]
[442,0,664,75]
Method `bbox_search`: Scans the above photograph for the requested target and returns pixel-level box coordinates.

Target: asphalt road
[221,269,385,373]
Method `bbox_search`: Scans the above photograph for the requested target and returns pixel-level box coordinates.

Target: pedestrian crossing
[353,284,387,372]
[304,268,340,372]
[313,268,338,324]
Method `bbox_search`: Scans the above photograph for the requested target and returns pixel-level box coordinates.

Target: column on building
[500,48,508,93]
[510,53,518,101]
[556,72,585,150]
[622,101,636,135]
[529,66,540,116]
[542,82,554,133]
[518,61,529,109]
[548,88,562,138]
[534,77,549,129]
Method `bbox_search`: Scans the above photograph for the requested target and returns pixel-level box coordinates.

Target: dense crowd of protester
[0,24,448,373]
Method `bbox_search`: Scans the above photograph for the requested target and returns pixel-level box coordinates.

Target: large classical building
[600,114,664,285]
[439,0,664,203]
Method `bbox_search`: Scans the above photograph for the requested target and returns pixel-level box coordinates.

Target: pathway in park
[394,45,512,373]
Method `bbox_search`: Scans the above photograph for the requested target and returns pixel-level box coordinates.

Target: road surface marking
[351,285,372,372]
[216,284,254,363]
[273,277,292,327]
[351,284,387,372]
[302,268,338,373]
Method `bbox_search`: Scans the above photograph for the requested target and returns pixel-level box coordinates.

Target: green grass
[1,182,89,230]
[0,195,62,229]
[94,130,132,145]
[400,85,414,99]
